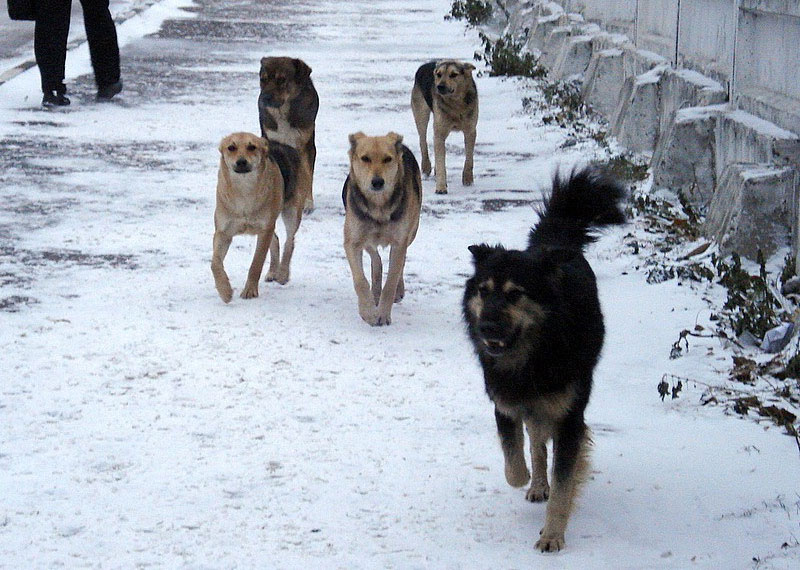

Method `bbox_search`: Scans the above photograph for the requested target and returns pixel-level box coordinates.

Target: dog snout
[371,176,385,190]
[437,84,449,94]
[233,157,251,173]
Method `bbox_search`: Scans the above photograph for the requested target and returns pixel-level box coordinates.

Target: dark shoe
[42,91,71,107]
[97,80,122,101]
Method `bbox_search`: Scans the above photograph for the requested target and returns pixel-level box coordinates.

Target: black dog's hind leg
[495,407,530,488]
[536,415,591,553]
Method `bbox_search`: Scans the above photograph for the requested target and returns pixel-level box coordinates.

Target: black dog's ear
[293,59,312,80]
[468,244,493,264]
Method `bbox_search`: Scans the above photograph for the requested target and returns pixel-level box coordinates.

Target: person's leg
[35,0,73,101]
[79,0,121,95]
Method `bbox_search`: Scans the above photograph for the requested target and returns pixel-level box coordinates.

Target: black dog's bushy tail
[528,167,626,251]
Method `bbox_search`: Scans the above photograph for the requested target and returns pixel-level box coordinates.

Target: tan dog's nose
[233,157,251,173]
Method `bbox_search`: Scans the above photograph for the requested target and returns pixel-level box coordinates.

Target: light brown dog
[411,59,478,194]
[258,56,319,213]
[342,132,422,326]
[212,132,310,302]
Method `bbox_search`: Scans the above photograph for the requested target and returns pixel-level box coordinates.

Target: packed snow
[1,0,798,568]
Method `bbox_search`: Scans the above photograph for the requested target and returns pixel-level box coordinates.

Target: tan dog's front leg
[375,242,409,326]
[211,231,233,303]
[366,246,382,306]
[433,122,448,194]
[463,128,476,186]
[345,242,378,325]
[241,223,276,299]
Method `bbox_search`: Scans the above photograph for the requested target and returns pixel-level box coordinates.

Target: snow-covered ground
[0,1,798,568]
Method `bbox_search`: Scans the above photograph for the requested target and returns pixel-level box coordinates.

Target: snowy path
[0,1,798,568]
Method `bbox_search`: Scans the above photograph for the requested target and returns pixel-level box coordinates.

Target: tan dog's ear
[219,137,230,154]
[348,132,366,155]
[462,62,476,73]
[293,59,312,80]
[386,132,404,154]
[260,136,270,156]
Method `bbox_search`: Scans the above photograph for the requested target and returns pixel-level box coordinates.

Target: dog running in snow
[411,59,478,194]
[211,132,309,302]
[342,132,422,326]
[258,56,319,213]
[462,167,626,552]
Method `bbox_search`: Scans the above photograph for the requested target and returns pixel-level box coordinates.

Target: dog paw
[462,171,474,186]
[535,533,565,553]
[216,282,233,303]
[525,481,550,502]
[365,308,392,326]
[271,268,290,285]
[240,282,259,299]
[435,186,448,195]
[359,306,378,325]
[375,313,392,326]
[504,462,530,488]
[421,159,432,176]
[303,199,315,214]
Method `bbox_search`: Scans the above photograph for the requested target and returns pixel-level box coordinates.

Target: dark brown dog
[411,60,478,194]
[258,56,319,212]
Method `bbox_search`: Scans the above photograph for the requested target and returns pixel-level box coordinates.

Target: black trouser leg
[34,0,73,93]
[79,0,120,87]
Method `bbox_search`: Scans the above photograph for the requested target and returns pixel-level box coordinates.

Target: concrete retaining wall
[501,0,800,263]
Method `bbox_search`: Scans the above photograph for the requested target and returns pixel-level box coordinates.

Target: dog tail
[528,166,626,252]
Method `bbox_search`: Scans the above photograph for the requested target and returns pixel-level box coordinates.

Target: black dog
[462,167,625,552]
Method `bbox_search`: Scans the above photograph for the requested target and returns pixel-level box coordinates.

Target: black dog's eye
[477,283,490,297]
[246,144,257,152]
[382,156,392,164]
[436,72,442,78]
[361,156,372,163]
[227,144,236,152]
[450,72,459,78]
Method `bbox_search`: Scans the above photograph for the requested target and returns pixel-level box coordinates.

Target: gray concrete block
[540,26,575,68]
[581,47,624,119]
[657,68,727,149]
[704,163,797,259]
[715,109,799,182]
[527,12,565,52]
[611,64,668,153]
[551,33,596,80]
[651,105,727,213]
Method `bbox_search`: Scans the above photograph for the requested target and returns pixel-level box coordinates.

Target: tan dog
[411,60,478,194]
[258,56,318,213]
[212,132,310,302]
[342,132,422,326]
